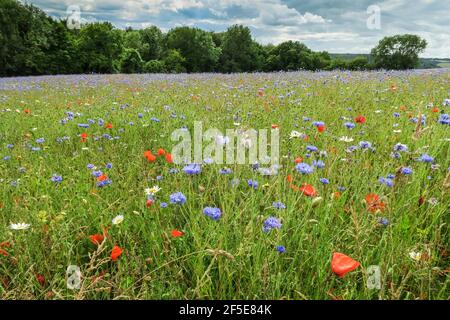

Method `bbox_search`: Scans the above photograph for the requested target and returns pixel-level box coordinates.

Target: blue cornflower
[295,163,314,174]
[379,177,394,187]
[319,178,330,185]
[378,217,389,226]
[160,202,168,208]
[306,145,318,152]
[276,246,286,253]
[78,124,89,128]
[105,163,113,169]
[150,117,160,122]
[272,201,286,209]
[248,179,258,189]
[87,119,95,124]
[312,121,325,127]
[102,134,112,140]
[169,168,179,174]
[97,179,112,188]
[302,116,311,121]
[219,168,232,175]
[337,186,346,192]
[138,113,143,119]
[312,160,325,169]
[203,207,222,220]
[3,156,11,161]
[98,119,104,126]
[31,147,41,151]
[51,174,63,183]
[169,192,187,205]
[92,170,103,178]
[344,122,356,129]
[87,164,95,170]
[346,145,358,153]
[263,217,282,233]
[6,144,14,149]
[387,173,395,179]
[156,175,163,180]
[393,112,400,117]
[393,143,408,152]
[438,114,450,125]
[391,152,401,159]
[401,167,413,175]
[36,138,45,144]
[183,164,202,175]
[418,154,434,163]
[359,141,372,149]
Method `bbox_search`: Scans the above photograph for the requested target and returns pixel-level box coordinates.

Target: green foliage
[143,60,166,73]
[162,49,186,73]
[371,34,427,70]
[0,0,431,76]
[120,48,144,74]
[165,27,220,72]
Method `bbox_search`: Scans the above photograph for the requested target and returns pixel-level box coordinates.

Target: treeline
[0,0,428,77]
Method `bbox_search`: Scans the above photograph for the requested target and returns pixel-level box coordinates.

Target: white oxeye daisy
[9,222,31,230]
[409,251,422,261]
[112,215,124,225]
[148,185,161,195]
[339,136,354,143]
[289,130,303,139]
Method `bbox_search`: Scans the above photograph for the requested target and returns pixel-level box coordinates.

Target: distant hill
[330,53,450,69]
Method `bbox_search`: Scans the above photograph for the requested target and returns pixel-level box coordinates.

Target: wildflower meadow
[0,70,449,300]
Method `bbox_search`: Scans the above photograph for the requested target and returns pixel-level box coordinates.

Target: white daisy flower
[112,215,124,225]
[146,185,161,195]
[289,130,303,139]
[9,222,31,230]
[339,136,354,143]
[409,251,422,261]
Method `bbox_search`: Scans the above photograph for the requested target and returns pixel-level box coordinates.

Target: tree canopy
[0,0,429,76]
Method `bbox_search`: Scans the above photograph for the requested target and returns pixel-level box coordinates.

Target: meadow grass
[0,70,449,300]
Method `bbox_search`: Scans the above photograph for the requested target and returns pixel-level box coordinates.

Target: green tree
[77,22,123,73]
[120,48,144,73]
[165,27,220,72]
[139,26,163,61]
[219,25,260,72]
[143,60,166,73]
[348,56,369,70]
[266,41,313,71]
[371,34,427,70]
[163,49,186,73]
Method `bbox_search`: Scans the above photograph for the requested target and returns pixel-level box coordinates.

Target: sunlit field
[0,70,449,300]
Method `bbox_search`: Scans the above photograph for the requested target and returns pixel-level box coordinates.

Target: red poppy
[0,248,8,257]
[294,157,303,164]
[157,148,166,156]
[105,123,113,129]
[271,124,279,129]
[333,191,341,199]
[146,199,153,207]
[110,246,123,261]
[317,125,326,133]
[365,193,385,212]
[144,150,156,162]
[171,229,183,238]
[286,175,292,183]
[331,252,360,277]
[299,184,317,197]
[24,108,31,114]
[165,153,173,164]
[257,90,264,97]
[36,274,45,287]
[418,196,425,206]
[355,115,366,124]
[80,133,88,142]
[89,234,104,245]
[431,107,439,113]
[97,174,108,182]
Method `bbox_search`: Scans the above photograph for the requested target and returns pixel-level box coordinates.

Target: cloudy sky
[25,0,450,58]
